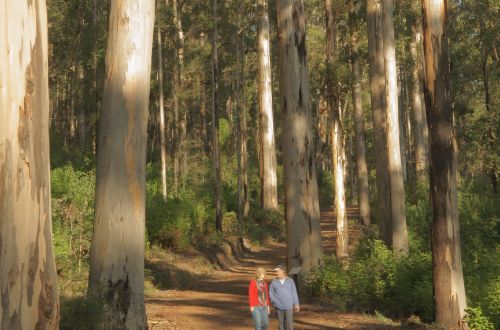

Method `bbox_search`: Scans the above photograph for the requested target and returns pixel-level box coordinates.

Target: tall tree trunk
[172,64,179,196]
[367,0,391,247]
[410,24,429,183]
[0,2,60,328]
[382,0,408,257]
[236,28,249,236]
[422,1,467,327]
[350,0,371,226]
[398,63,408,183]
[276,0,324,278]
[317,97,329,172]
[325,0,349,259]
[212,0,223,232]
[157,4,168,201]
[87,1,154,328]
[237,32,250,221]
[174,0,187,183]
[257,0,279,210]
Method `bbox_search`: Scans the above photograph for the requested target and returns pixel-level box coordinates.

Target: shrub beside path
[145,209,427,329]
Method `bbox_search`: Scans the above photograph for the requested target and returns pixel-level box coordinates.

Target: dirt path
[145,210,416,329]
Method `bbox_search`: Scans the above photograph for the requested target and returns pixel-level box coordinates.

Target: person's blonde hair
[255,267,266,279]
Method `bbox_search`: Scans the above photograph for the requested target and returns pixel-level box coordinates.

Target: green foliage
[465,307,495,330]
[349,239,397,312]
[388,252,433,322]
[405,184,432,252]
[145,177,213,250]
[246,207,285,244]
[307,240,434,322]
[317,170,334,209]
[51,165,95,275]
[59,296,103,330]
[218,117,232,148]
[459,180,500,328]
[306,256,350,309]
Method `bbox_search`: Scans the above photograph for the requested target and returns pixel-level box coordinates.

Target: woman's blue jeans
[251,306,269,330]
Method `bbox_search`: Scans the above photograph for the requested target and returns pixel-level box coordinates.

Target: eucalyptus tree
[87,0,155,328]
[276,0,324,278]
[349,0,371,226]
[257,0,279,210]
[367,0,391,246]
[0,1,59,328]
[325,0,348,258]
[422,0,467,327]
[212,0,223,231]
[382,0,408,256]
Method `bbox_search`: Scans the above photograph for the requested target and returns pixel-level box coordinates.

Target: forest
[0,0,498,329]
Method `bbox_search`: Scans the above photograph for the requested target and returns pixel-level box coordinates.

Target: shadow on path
[145,209,424,329]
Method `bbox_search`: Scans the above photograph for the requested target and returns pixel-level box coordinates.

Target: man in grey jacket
[269,265,299,330]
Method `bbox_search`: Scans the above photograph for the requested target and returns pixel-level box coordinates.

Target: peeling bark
[87,1,155,328]
[422,1,467,328]
[257,0,279,210]
[0,1,59,328]
[157,4,168,201]
[410,25,429,183]
[382,0,408,257]
[325,0,349,258]
[276,0,323,279]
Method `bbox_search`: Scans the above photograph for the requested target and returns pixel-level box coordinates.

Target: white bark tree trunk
[382,0,408,257]
[157,5,168,201]
[0,1,60,328]
[325,0,348,258]
[422,1,467,327]
[411,26,429,183]
[257,0,279,210]
[87,1,154,328]
[276,0,324,279]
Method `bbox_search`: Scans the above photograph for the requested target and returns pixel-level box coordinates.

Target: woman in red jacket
[248,267,270,330]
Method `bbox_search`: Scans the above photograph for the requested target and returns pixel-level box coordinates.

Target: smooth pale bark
[0,1,60,328]
[276,0,324,278]
[212,0,223,231]
[350,1,371,226]
[257,0,279,210]
[157,10,168,201]
[382,0,408,257]
[87,1,154,328]
[332,117,348,258]
[422,1,467,328]
[410,26,429,183]
[325,0,348,258]
[367,0,391,247]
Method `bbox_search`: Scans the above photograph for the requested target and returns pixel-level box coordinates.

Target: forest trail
[145,209,420,329]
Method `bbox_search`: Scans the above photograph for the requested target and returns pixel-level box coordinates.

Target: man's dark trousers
[276,309,293,330]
